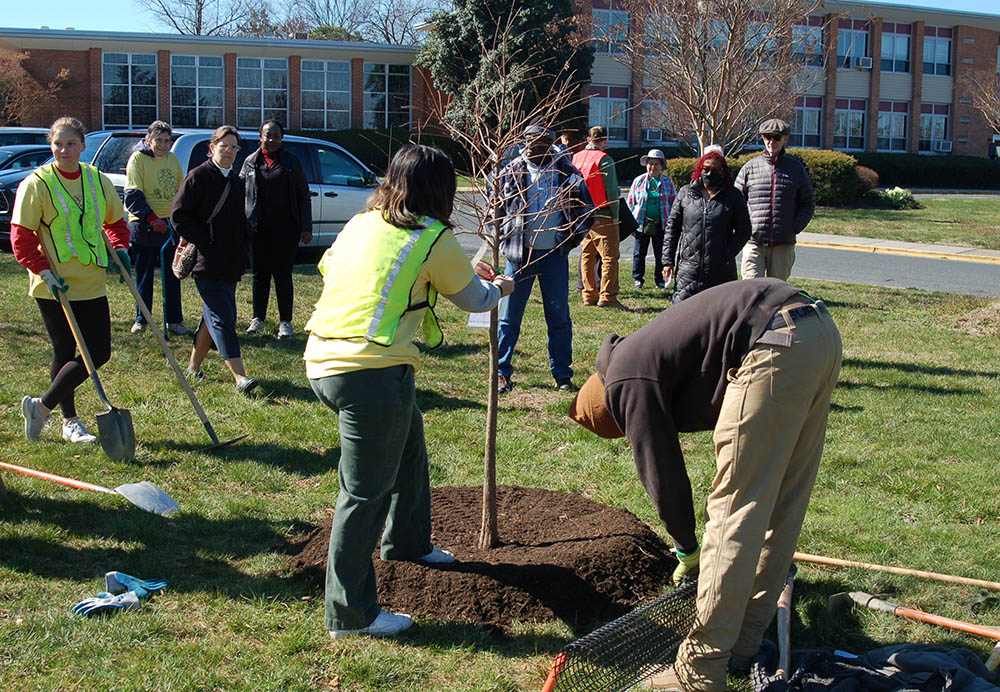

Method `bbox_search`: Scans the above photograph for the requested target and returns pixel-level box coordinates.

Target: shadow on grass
[416,388,483,412]
[843,357,999,380]
[821,299,891,312]
[835,380,976,396]
[404,620,570,658]
[143,439,340,475]
[254,378,317,403]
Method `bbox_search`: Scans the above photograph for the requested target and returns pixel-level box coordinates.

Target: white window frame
[837,28,869,69]
[793,23,824,67]
[170,54,224,129]
[881,30,910,73]
[833,102,866,151]
[589,87,630,144]
[923,32,952,76]
[102,52,158,129]
[593,9,629,55]
[877,103,908,152]
[301,60,351,131]
[790,100,822,148]
[919,107,949,152]
[236,57,288,129]
[363,63,411,130]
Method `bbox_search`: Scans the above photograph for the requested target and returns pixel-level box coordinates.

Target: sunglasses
[762,134,784,141]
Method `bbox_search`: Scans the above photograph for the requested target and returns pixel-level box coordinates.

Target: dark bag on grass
[172,180,231,280]
[618,196,638,241]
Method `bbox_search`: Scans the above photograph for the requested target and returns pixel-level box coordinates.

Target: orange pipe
[894,606,1000,641]
[0,461,115,494]
[540,651,567,692]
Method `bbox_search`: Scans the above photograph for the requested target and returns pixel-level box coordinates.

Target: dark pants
[132,242,183,324]
[633,226,665,286]
[251,226,297,323]
[194,278,241,360]
[36,296,112,419]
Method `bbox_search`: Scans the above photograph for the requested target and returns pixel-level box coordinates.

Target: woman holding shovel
[304,144,513,639]
[11,116,131,444]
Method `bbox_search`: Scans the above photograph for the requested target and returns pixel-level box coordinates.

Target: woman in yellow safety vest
[12,116,131,445]
[304,144,513,639]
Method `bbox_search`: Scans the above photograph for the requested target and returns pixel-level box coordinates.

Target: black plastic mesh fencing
[541,579,698,692]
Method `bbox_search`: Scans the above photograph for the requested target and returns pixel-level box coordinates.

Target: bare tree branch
[963,68,1000,137]
[136,0,254,36]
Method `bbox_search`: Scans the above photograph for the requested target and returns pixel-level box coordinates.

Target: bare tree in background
[418,2,592,549]
[618,0,830,153]
[136,0,253,35]
[964,69,1000,137]
[0,50,68,126]
[365,0,432,44]
[293,0,370,38]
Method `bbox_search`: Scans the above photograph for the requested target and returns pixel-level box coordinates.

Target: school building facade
[1,0,999,157]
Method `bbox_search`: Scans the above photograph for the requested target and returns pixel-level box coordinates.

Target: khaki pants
[741,242,795,281]
[580,216,620,304]
[674,304,842,692]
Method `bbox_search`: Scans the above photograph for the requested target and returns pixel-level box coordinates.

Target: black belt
[757,300,827,347]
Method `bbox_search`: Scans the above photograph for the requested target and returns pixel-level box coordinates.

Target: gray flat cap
[759,118,790,136]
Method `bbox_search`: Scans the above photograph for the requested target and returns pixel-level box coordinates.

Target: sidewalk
[796,232,1000,264]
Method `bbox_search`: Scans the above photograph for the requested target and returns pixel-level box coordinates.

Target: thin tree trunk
[479,238,501,549]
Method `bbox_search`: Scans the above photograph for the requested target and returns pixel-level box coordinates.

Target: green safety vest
[305,210,448,348]
[33,163,109,267]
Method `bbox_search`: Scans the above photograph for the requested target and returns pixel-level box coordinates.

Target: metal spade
[0,461,179,516]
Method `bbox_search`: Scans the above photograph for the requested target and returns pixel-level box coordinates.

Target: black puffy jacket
[662,181,751,302]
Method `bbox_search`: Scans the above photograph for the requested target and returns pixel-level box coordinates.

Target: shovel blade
[114,480,179,516]
[96,407,136,462]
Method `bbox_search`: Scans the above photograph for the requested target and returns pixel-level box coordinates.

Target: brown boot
[597,298,631,312]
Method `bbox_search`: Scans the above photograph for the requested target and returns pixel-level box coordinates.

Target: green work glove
[115,248,133,283]
[672,545,701,585]
[38,269,69,300]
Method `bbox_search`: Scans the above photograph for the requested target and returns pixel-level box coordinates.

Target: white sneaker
[329,609,413,639]
[417,545,455,564]
[62,418,98,444]
[246,317,264,334]
[277,321,293,339]
[21,396,49,441]
[130,321,145,334]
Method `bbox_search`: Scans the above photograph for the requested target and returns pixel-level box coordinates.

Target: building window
[592,0,628,55]
[237,57,288,129]
[881,23,911,73]
[833,98,866,150]
[923,27,952,76]
[589,85,629,143]
[919,104,950,151]
[877,101,908,151]
[837,20,869,69]
[790,96,822,148]
[363,64,410,129]
[301,60,351,130]
[793,18,825,67]
[102,52,157,128]
[170,55,223,129]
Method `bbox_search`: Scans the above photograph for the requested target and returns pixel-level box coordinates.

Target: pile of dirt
[288,485,677,631]
[955,300,1000,336]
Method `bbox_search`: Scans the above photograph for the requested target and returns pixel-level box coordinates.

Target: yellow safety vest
[33,163,109,267]
[305,210,448,348]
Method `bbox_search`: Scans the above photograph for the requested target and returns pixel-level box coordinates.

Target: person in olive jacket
[662,151,750,302]
[240,120,312,339]
[171,125,257,394]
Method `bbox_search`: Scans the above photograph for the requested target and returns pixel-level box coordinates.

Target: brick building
[2,0,999,157]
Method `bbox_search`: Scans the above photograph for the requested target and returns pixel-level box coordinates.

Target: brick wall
[224,53,237,125]
[908,21,925,154]
[866,17,883,152]
[951,24,999,157]
[351,58,364,129]
[20,48,91,128]
[157,50,170,123]
[822,13,839,149]
[89,48,102,129]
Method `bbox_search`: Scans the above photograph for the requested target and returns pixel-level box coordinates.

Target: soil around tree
[287,485,678,633]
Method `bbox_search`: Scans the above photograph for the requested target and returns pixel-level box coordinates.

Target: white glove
[39,269,68,299]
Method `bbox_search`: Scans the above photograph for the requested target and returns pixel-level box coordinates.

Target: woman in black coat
[171,125,257,394]
[662,152,751,303]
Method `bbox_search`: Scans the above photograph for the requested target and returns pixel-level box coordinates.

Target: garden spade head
[113,480,179,516]
[97,406,136,462]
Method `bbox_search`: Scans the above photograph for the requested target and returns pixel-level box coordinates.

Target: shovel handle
[0,461,115,494]
[104,236,221,445]
[795,552,1000,592]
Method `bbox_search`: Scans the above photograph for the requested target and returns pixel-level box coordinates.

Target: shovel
[105,236,248,452]
[37,230,136,462]
[0,460,178,516]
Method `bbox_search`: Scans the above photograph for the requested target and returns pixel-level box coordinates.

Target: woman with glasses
[662,151,750,303]
[171,125,258,394]
[11,116,131,444]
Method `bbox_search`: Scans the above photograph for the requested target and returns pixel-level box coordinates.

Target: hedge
[284,127,472,175]
[852,152,1000,189]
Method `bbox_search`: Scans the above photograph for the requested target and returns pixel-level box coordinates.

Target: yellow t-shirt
[124,150,183,221]
[13,168,126,301]
[303,225,474,378]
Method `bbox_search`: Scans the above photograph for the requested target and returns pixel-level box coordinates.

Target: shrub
[853,152,1000,189]
[865,186,923,210]
[857,165,879,194]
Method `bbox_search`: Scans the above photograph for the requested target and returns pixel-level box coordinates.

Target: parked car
[0,127,48,146]
[0,145,52,172]
[0,130,115,249]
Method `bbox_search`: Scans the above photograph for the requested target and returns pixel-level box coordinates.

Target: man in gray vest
[735,119,815,281]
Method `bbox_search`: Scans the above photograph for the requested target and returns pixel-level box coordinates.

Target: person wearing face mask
[734,119,815,281]
[171,125,257,394]
[662,151,750,303]
[241,120,312,339]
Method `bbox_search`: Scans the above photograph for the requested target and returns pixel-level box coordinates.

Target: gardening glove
[149,217,169,234]
[105,571,168,600]
[38,269,68,300]
[72,590,141,616]
[115,249,133,283]
[672,545,701,586]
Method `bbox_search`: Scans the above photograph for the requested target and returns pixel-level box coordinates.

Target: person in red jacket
[11,116,131,444]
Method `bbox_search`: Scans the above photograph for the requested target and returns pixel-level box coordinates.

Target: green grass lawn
[810,196,1000,250]
[1,251,999,691]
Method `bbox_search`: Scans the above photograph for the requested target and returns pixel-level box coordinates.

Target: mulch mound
[955,300,1000,336]
[288,485,677,631]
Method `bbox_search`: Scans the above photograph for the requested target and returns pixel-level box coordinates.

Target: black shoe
[555,378,577,392]
[498,375,515,394]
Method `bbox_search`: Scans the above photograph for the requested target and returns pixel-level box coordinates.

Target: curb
[796,240,1000,265]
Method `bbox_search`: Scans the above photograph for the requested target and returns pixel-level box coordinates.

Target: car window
[93,135,144,175]
[0,133,48,146]
[9,151,51,170]
[315,145,366,186]
[188,140,253,173]
[283,142,317,183]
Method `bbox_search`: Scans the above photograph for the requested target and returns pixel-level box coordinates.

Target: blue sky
[2,0,998,33]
